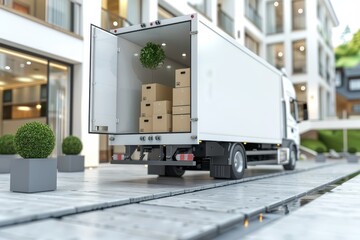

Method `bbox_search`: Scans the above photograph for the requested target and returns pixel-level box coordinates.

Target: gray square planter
[346,155,358,163]
[57,155,84,172]
[0,155,18,174]
[315,154,326,162]
[10,158,57,193]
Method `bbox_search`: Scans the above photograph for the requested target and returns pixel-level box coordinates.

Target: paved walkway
[245,167,360,240]
[0,161,358,239]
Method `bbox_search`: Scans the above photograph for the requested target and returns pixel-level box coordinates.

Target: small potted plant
[10,122,56,193]
[347,147,358,163]
[140,42,166,69]
[315,147,326,162]
[0,134,18,173]
[57,136,84,172]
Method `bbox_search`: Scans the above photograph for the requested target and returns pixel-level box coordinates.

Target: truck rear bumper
[111,160,196,166]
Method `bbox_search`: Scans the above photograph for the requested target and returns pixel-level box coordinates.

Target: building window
[0,46,71,156]
[267,43,284,69]
[325,56,330,83]
[2,0,82,35]
[318,45,323,77]
[101,0,141,30]
[266,0,283,34]
[245,33,260,55]
[349,78,360,91]
[353,104,360,113]
[292,39,306,74]
[158,5,176,19]
[335,70,342,87]
[245,0,262,30]
[188,0,210,19]
[292,0,306,31]
[218,4,234,37]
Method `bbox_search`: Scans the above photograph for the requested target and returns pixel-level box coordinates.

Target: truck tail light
[113,154,125,161]
[175,154,194,161]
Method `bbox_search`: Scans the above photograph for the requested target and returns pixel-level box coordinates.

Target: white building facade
[0,0,338,166]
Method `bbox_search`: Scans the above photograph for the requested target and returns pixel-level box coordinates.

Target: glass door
[48,62,71,156]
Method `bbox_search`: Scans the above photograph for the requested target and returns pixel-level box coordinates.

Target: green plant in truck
[140,42,166,69]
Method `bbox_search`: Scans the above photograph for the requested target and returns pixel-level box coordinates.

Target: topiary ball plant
[0,134,17,155]
[14,122,55,159]
[315,147,325,154]
[62,136,83,155]
[348,147,357,155]
[140,42,165,69]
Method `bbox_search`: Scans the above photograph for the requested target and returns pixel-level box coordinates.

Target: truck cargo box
[89,14,284,146]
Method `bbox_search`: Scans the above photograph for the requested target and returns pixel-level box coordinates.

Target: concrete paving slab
[62,204,242,239]
[0,220,151,240]
[143,163,360,218]
[244,172,360,240]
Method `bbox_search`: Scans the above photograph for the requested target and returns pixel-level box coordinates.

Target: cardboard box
[153,114,172,132]
[172,114,190,132]
[173,87,190,106]
[142,83,172,101]
[173,105,190,115]
[140,101,153,117]
[139,117,153,133]
[175,68,190,88]
[153,100,172,115]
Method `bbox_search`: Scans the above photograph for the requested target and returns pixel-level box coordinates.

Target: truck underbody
[111,141,297,179]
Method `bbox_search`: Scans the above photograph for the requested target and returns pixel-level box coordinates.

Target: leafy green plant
[14,122,55,158]
[348,147,357,154]
[315,147,325,154]
[0,134,17,155]
[62,136,83,155]
[140,42,165,69]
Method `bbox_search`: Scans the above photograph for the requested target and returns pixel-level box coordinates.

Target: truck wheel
[165,166,185,177]
[283,146,297,170]
[230,144,246,179]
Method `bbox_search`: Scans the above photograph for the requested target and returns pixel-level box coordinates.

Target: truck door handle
[291,128,294,133]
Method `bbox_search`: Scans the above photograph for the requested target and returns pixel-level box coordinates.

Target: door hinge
[116,118,120,124]
[191,118,198,122]
[117,48,121,53]
[190,31,198,35]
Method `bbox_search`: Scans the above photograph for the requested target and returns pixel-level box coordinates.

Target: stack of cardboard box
[172,68,191,132]
[139,83,172,133]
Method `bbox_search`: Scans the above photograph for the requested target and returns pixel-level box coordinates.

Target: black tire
[283,146,297,170]
[230,144,246,179]
[164,166,185,177]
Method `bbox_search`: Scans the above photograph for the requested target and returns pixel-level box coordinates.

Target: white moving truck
[89,14,302,179]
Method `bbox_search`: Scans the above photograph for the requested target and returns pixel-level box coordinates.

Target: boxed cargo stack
[140,83,172,133]
[153,100,172,132]
[173,68,191,132]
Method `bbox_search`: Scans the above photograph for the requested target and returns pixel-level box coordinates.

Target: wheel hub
[234,151,244,173]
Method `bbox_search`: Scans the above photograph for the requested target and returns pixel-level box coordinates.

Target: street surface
[0,160,358,239]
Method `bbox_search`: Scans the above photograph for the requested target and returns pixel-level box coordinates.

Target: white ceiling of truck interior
[119,21,191,67]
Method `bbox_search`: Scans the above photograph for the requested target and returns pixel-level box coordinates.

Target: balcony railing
[218,9,234,37]
[101,8,132,31]
[245,4,262,30]
[1,0,82,35]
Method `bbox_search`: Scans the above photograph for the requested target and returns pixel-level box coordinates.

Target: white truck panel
[90,27,118,133]
[197,22,283,144]
[89,14,286,146]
